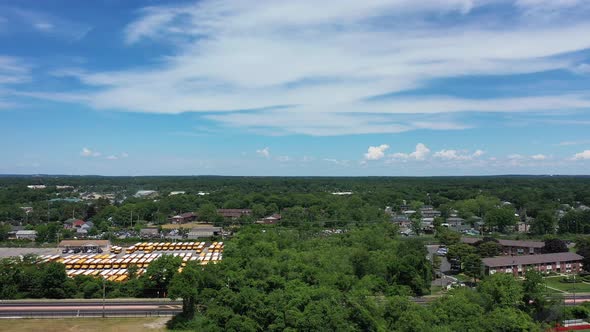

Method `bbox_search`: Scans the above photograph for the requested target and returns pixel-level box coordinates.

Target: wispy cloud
[10,1,590,135]
[256,147,270,158]
[531,154,548,160]
[6,7,91,41]
[433,149,484,161]
[80,147,101,157]
[555,140,590,146]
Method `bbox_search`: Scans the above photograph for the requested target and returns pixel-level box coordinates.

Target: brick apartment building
[483,252,583,276]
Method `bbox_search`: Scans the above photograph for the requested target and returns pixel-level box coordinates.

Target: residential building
[7,225,24,239]
[444,217,470,232]
[461,237,545,255]
[20,206,34,214]
[169,191,186,196]
[391,214,411,228]
[420,206,441,218]
[64,219,86,229]
[517,221,531,233]
[483,252,583,276]
[15,230,37,240]
[169,212,197,224]
[256,214,281,224]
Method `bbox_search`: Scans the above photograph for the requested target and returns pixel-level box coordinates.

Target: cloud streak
[7,0,590,135]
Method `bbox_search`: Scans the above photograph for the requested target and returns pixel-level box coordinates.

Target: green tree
[198,203,219,223]
[476,240,503,258]
[169,262,201,317]
[478,273,523,310]
[463,254,483,283]
[143,255,183,297]
[521,270,549,319]
[447,243,477,267]
[251,204,267,219]
[481,307,539,332]
[435,229,460,246]
[542,238,568,253]
[485,208,517,233]
[531,210,555,235]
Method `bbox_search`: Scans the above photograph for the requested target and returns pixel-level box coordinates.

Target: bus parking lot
[36,241,224,282]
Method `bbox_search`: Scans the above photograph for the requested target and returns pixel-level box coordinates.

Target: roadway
[0,299,182,318]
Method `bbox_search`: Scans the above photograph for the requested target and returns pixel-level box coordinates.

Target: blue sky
[1,0,590,176]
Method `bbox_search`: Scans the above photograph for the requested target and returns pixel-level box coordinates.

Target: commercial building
[188,226,222,239]
[483,252,583,276]
[58,240,111,253]
[15,230,37,240]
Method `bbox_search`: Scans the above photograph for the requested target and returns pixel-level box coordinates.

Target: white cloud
[106,155,118,160]
[0,56,31,85]
[508,154,525,160]
[34,22,54,31]
[10,8,91,40]
[572,63,590,74]
[80,147,101,157]
[276,156,291,162]
[121,152,129,158]
[555,140,590,146]
[531,154,547,160]
[434,148,485,160]
[14,0,590,135]
[473,149,485,157]
[434,149,469,160]
[573,150,590,160]
[391,143,431,160]
[323,158,349,166]
[256,147,270,158]
[364,144,390,161]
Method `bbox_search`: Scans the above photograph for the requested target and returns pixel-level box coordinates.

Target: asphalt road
[0,300,182,318]
[426,245,451,273]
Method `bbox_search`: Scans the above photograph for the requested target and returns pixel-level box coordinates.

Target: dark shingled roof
[483,252,583,268]
[461,237,545,248]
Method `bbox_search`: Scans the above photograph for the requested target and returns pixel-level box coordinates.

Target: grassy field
[544,276,590,293]
[0,317,169,332]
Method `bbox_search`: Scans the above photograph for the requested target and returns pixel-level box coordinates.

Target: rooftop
[461,237,545,248]
[483,252,583,267]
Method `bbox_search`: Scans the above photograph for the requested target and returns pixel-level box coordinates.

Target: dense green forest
[163,225,573,331]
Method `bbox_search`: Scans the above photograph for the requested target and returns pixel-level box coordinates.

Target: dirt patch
[144,317,170,329]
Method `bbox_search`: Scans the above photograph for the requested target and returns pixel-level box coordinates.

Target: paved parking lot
[0,247,60,258]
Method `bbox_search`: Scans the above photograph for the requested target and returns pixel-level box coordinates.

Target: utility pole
[574,273,577,305]
[102,278,106,318]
